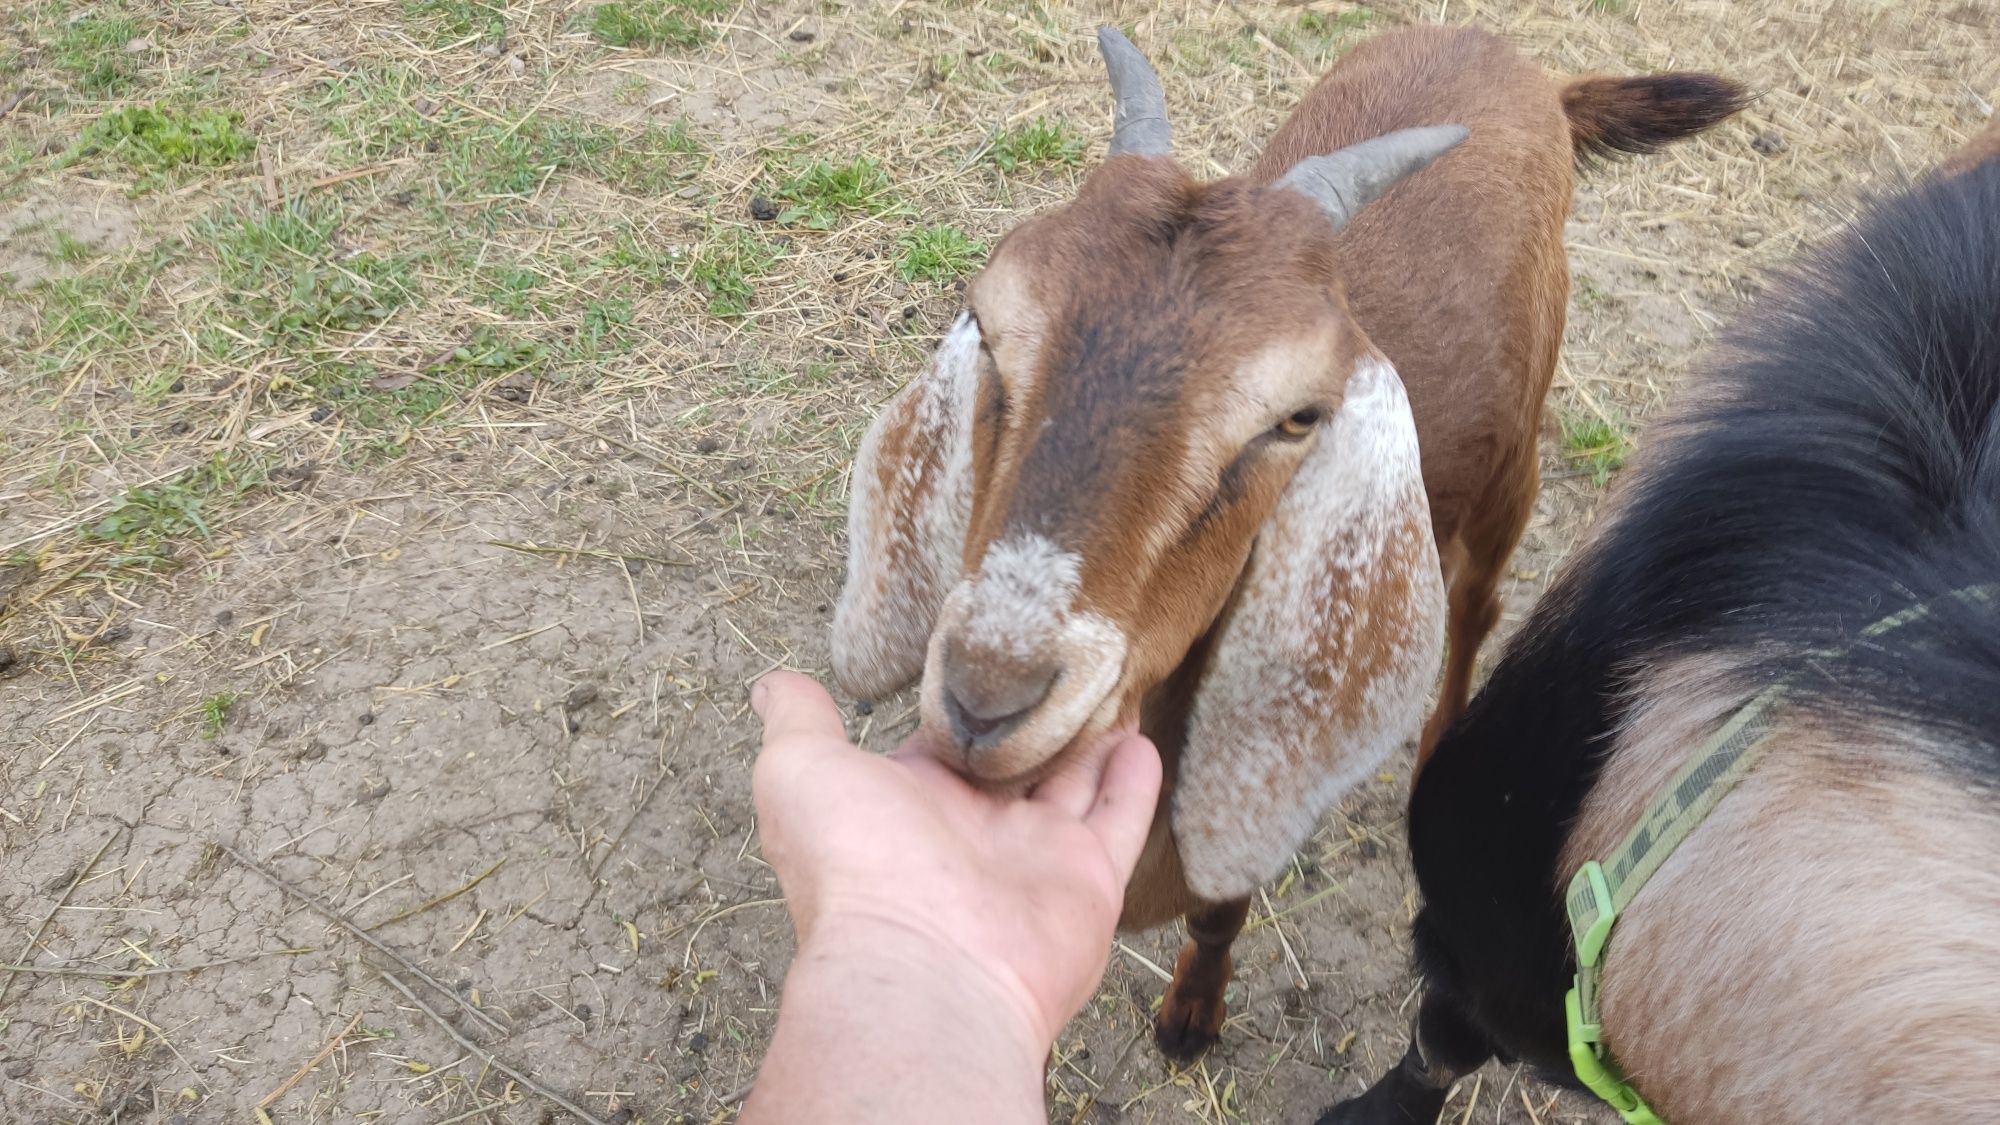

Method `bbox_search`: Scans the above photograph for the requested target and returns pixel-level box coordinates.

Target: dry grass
[2,0,1994,651]
[0,0,1993,1121]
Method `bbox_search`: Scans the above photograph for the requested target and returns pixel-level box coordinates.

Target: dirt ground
[1,1,1993,1122]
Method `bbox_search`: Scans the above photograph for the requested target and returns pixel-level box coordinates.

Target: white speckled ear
[1174,358,1448,902]
[830,313,982,701]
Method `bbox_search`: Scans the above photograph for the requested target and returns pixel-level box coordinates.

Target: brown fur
[941,26,1742,1057]
[1253,28,1564,765]
[1562,658,2000,1123]
[1940,115,2000,176]
[1561,73,1753,164]
[963,168,1365,710]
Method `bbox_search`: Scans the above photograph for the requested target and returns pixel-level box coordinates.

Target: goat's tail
[1561,73,1750,165]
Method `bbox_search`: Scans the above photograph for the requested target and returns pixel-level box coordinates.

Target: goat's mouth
[918,608,1128,788]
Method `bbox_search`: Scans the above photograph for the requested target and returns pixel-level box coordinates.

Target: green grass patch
[1296,8,1374,36]
[199,692,238,738]
[30,267,151,373]
[50,230,96,264]
[1283,9,1374,64]
[203,200,416,348]
[440,116,703,199]
[896,225,985,283]
[1560,410,1633,487]
[773,156,897,229]
[587,0,727,50]
[83,485,207,545]
[576,296,636,358]
[680,230,784,317]
[65,106,256,185]
[438,326,550,378]
[50,11,145,96]
[315,65,453,163]
[986,118,1082,172]
[402,0,507,46]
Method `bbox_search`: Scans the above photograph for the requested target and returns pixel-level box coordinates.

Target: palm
[752,673,1160,1044]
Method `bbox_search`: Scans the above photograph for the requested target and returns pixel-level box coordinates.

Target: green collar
[1562,589,1987,1123]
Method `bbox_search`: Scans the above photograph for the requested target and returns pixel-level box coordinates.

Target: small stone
[124,36,151,53]
[748,196,779,221]
[506,55,525,78]
[1733,229,1765,248]
[564,682,602,710]
[4,1061,29,1079]
[676,185,701,200]
[1751,130,1787,156]
[695,436,723,453]
[687,1031,708,1054]
[360,781,392,802]
[309,406,333,423]
[788,27,816,42]
[357,712,376,727]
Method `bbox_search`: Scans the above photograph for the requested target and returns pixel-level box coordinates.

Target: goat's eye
[1274,407,1323,439]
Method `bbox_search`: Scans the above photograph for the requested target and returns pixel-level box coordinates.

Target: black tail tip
[1563,73,1755,166]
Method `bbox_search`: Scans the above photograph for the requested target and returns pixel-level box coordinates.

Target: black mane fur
[1405,157,2000,1073]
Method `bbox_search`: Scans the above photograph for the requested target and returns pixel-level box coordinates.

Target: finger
[1081,734,1163,879]
[1027,729,1124,819]
[751,670,847,749]
[886,726,957,766]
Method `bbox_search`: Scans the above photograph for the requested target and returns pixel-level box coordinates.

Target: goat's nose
[940,648,1058,751]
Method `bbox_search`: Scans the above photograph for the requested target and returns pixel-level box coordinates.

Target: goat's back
[1413,141,2000,1119]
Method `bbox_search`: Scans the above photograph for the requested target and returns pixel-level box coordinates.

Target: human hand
[749,669,1162,1051]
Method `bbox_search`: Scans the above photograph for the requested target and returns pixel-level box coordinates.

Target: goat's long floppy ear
[1173,358,1448,901]
[1276,125,1468,231]
[830,313,982,701]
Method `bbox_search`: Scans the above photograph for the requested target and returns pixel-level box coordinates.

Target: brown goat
[833,25,1745,1058]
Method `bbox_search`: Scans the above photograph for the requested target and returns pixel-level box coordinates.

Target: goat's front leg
[1315,986,1494,1124]
[1153,896,1250,1060]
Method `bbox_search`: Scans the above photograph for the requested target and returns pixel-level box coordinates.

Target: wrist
[796,911,1054,1059]
[741,915,1051,1125]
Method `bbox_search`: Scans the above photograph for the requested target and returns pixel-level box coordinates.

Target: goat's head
[833,29,1452,898]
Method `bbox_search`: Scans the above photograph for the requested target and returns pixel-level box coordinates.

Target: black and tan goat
[1323,122,2000,1124]
[833,25,1744,1057]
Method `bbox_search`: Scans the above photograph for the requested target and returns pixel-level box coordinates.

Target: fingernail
[750,678,769,717]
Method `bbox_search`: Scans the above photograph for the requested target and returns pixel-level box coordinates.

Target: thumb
[751,670,848,749]
[1082,734,1163,882]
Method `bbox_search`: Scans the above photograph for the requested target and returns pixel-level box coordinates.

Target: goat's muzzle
[939,635,1057,752]
[919,538,1129,784]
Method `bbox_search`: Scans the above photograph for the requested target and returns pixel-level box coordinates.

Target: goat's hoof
[1152,994,1225,1061]
[1311,1071,1450,1125]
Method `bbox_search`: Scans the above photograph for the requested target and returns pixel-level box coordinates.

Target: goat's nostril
[939,657,1058,750]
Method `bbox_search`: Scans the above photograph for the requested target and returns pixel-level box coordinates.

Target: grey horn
[1097,27,1172,157]
[1275,125,1470,231]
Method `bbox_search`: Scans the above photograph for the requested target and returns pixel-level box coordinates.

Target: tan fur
[1563,657,2000,1123]
[1940,116,2000,176]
